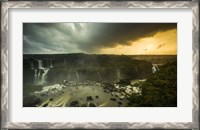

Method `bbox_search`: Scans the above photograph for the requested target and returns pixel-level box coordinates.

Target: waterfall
[68,70,71,81]
[30,62,34,70]
[116,67,120,81]
[33,59,52,85]
[152,66,156,73]
[98,72,102,81]
[152,64,159,73]
[38,60,44,69]
[46,59,50,68]
[75,70,79,80]
[64,59,66,65]
[81,58,83,66]
[41,69,50,84]
[34,69,38,84]
[135,67,138,73]
[155,64,159,70]
[50,59,53,68]
[38,69,41,81]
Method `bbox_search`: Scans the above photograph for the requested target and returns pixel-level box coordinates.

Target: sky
[23,23,177,55]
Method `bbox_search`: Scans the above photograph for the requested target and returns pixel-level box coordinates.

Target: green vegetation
[23,85,43,107]
[128,60,177,107]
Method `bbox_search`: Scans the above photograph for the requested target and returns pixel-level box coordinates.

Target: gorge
[23,54,176,107]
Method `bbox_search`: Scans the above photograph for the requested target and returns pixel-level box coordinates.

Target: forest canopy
[128,60,177,107]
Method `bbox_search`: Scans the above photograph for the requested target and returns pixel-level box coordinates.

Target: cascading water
[33,59,52,85]
[38,69,41,81]
[38,60,44,69]
[50,59,53,68]
[152,66,156,73]
[116,67,121,81]
[75,70,80,80]
[155,64,159,70]
[34,69,38,84]
[152,64,159,73]
[68,70,71,81]
[98,72,102,81]
[64,59,66,65]
[30,62,34,70]
[41,69,50,84]
[135,67,138,73]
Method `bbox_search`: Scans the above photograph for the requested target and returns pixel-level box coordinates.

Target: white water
[98,72,102,81]
[68,70,71,81]
[75,70,80,80]
[135,67,138,73]
[38,60,44,69]
[155,64,159,70]
[41,69,50,84]
[50,59,53,68]
[38,69,41,81]
[34,69,38,84]
[33,59,52,85]
[152,64,160,73]
[116,67,121,81]
[152,66,157,73]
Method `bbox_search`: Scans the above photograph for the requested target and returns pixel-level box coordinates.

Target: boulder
[88,103,96,107]
[70,100,79,107]
[118,101,122,105]
[110,98,117,101]
[49,98,54,101]
[87,96,93,101]
[80,103,87,107]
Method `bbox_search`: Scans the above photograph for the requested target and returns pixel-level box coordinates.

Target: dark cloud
[156,43,166,49]
[23,23,176,54]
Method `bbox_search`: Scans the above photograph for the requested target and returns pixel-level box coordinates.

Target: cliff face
[23,54,153,85]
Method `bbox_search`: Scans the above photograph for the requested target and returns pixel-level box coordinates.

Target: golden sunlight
[100,29,177,55]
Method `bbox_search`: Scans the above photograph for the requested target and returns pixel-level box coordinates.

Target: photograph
[23,23,177,107]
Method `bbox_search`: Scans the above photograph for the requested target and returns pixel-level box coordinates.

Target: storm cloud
[23,23,176,54]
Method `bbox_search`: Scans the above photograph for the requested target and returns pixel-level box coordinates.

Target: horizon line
[23,53,177,56]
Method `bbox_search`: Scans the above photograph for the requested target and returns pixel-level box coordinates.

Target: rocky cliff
[23,53,153,85]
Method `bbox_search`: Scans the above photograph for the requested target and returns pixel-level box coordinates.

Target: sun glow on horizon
[100,29,177,55]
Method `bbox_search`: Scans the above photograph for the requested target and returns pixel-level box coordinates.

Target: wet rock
[43,103,48,107]
[70,100,79,107]
[80,103,87,107]
[102,83,114,90]
[49,98,53,101]
[87,96,93,101]
[110,98,117,101]
[89,103,96,107]
[23,94,41,107]
[40,94,45,96]
[117,79,131,86]
[118,101,122,105]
